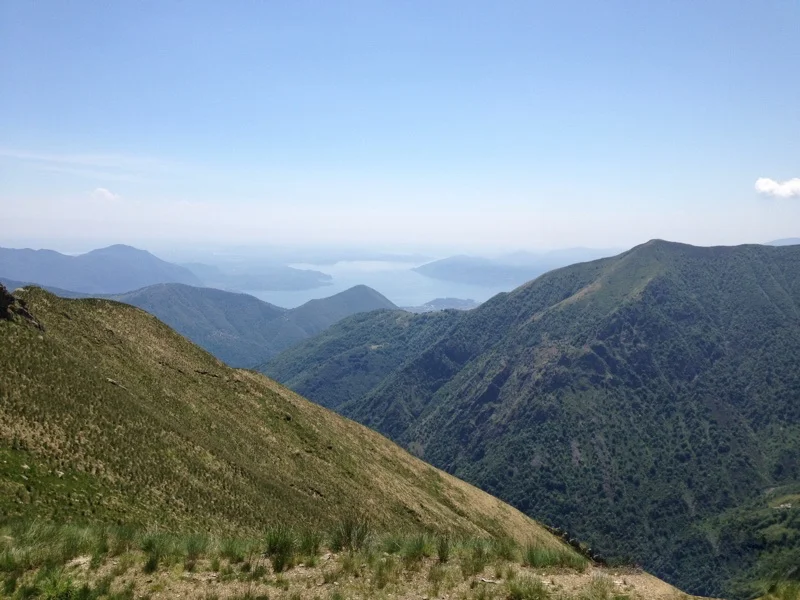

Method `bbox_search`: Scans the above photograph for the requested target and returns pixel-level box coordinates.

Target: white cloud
[755,177,800,198]
[91,187,121,202]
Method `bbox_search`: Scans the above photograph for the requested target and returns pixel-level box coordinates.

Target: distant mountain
[0,244,201,294]
[0,277,88,298]
[768,238,800,246]
[413,248,618,287]
[263,240,800,598]
[403,298,481,313]
[182,261,332,291]
[259,284,398,347]
[111,283,397,367]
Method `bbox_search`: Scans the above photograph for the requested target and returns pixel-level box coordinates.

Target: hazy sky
[1,1,798,251]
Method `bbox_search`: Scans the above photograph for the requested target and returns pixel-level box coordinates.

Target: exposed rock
[0,284,14,320]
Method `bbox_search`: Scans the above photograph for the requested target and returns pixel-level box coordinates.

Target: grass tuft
[437,533,451,563]
[506,576,552,600]
[265,526,295,573]
[329,513,370,552]
[523,542,588,571]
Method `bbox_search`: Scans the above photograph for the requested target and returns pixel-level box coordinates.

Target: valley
[262,241,800,598]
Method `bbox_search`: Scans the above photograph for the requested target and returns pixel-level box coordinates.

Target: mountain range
[0,277,397,368]
[413,248,619,287]
[109,283,397,367]
[0,244,335,295]
[0,283,701,600]
[262,240,800,598]
[0,244,202,294]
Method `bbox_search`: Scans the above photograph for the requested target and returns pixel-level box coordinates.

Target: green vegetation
[261,308,462,409]
[0,285,563,544]
[0,520,686,600]
[524,543,588,571]
[110,282,397,367]
[262,240,800,598]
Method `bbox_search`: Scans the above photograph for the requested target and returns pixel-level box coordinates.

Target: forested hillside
[263,240,800,598]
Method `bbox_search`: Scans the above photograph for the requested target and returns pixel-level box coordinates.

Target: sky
[1,0,798,253]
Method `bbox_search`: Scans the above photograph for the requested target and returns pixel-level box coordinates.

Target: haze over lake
[246,260,512,308]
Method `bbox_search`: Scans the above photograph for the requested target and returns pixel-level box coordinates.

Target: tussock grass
[329,513,370,552]
[401,533,430,568]
[373,555,398,589]
[507,576,552,600]
[298,528,322,558]
[523,541,589,571]
[461,538,491,577]
[437,533,451,563]
[265,525,295,573]
[0,519,690,600]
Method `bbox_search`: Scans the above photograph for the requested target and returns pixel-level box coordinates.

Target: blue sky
[1,0,798,251]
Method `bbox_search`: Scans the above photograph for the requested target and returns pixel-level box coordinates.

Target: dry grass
[0,522,704,600]
[0,287,563,545]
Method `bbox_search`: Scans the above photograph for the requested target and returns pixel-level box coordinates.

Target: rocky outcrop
[0,284,44,330]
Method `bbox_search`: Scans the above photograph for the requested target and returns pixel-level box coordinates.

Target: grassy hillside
[108,283,288,368]
[0,284,707,599]
[0,245,201,294]
[0,285,555,541]
[0,520,697,600]
[110,283,397,368]
[262,240,800,598]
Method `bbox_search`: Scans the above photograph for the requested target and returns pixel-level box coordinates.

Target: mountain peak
[84,244,152,257]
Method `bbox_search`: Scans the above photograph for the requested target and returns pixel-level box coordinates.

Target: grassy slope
[1,279,399,369]
[0,287,563,548]
[261,241,800,598]
[0,521,699,600]
[109,283,288,368]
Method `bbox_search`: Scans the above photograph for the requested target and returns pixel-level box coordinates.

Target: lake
[246,260,515,308]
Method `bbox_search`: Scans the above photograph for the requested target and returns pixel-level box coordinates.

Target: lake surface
[246,260,515,308]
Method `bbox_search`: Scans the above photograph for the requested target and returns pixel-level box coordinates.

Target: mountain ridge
[0,244,202,294]
[0,278,398,368]
[262,240,800,598]
[109,282,398,367]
